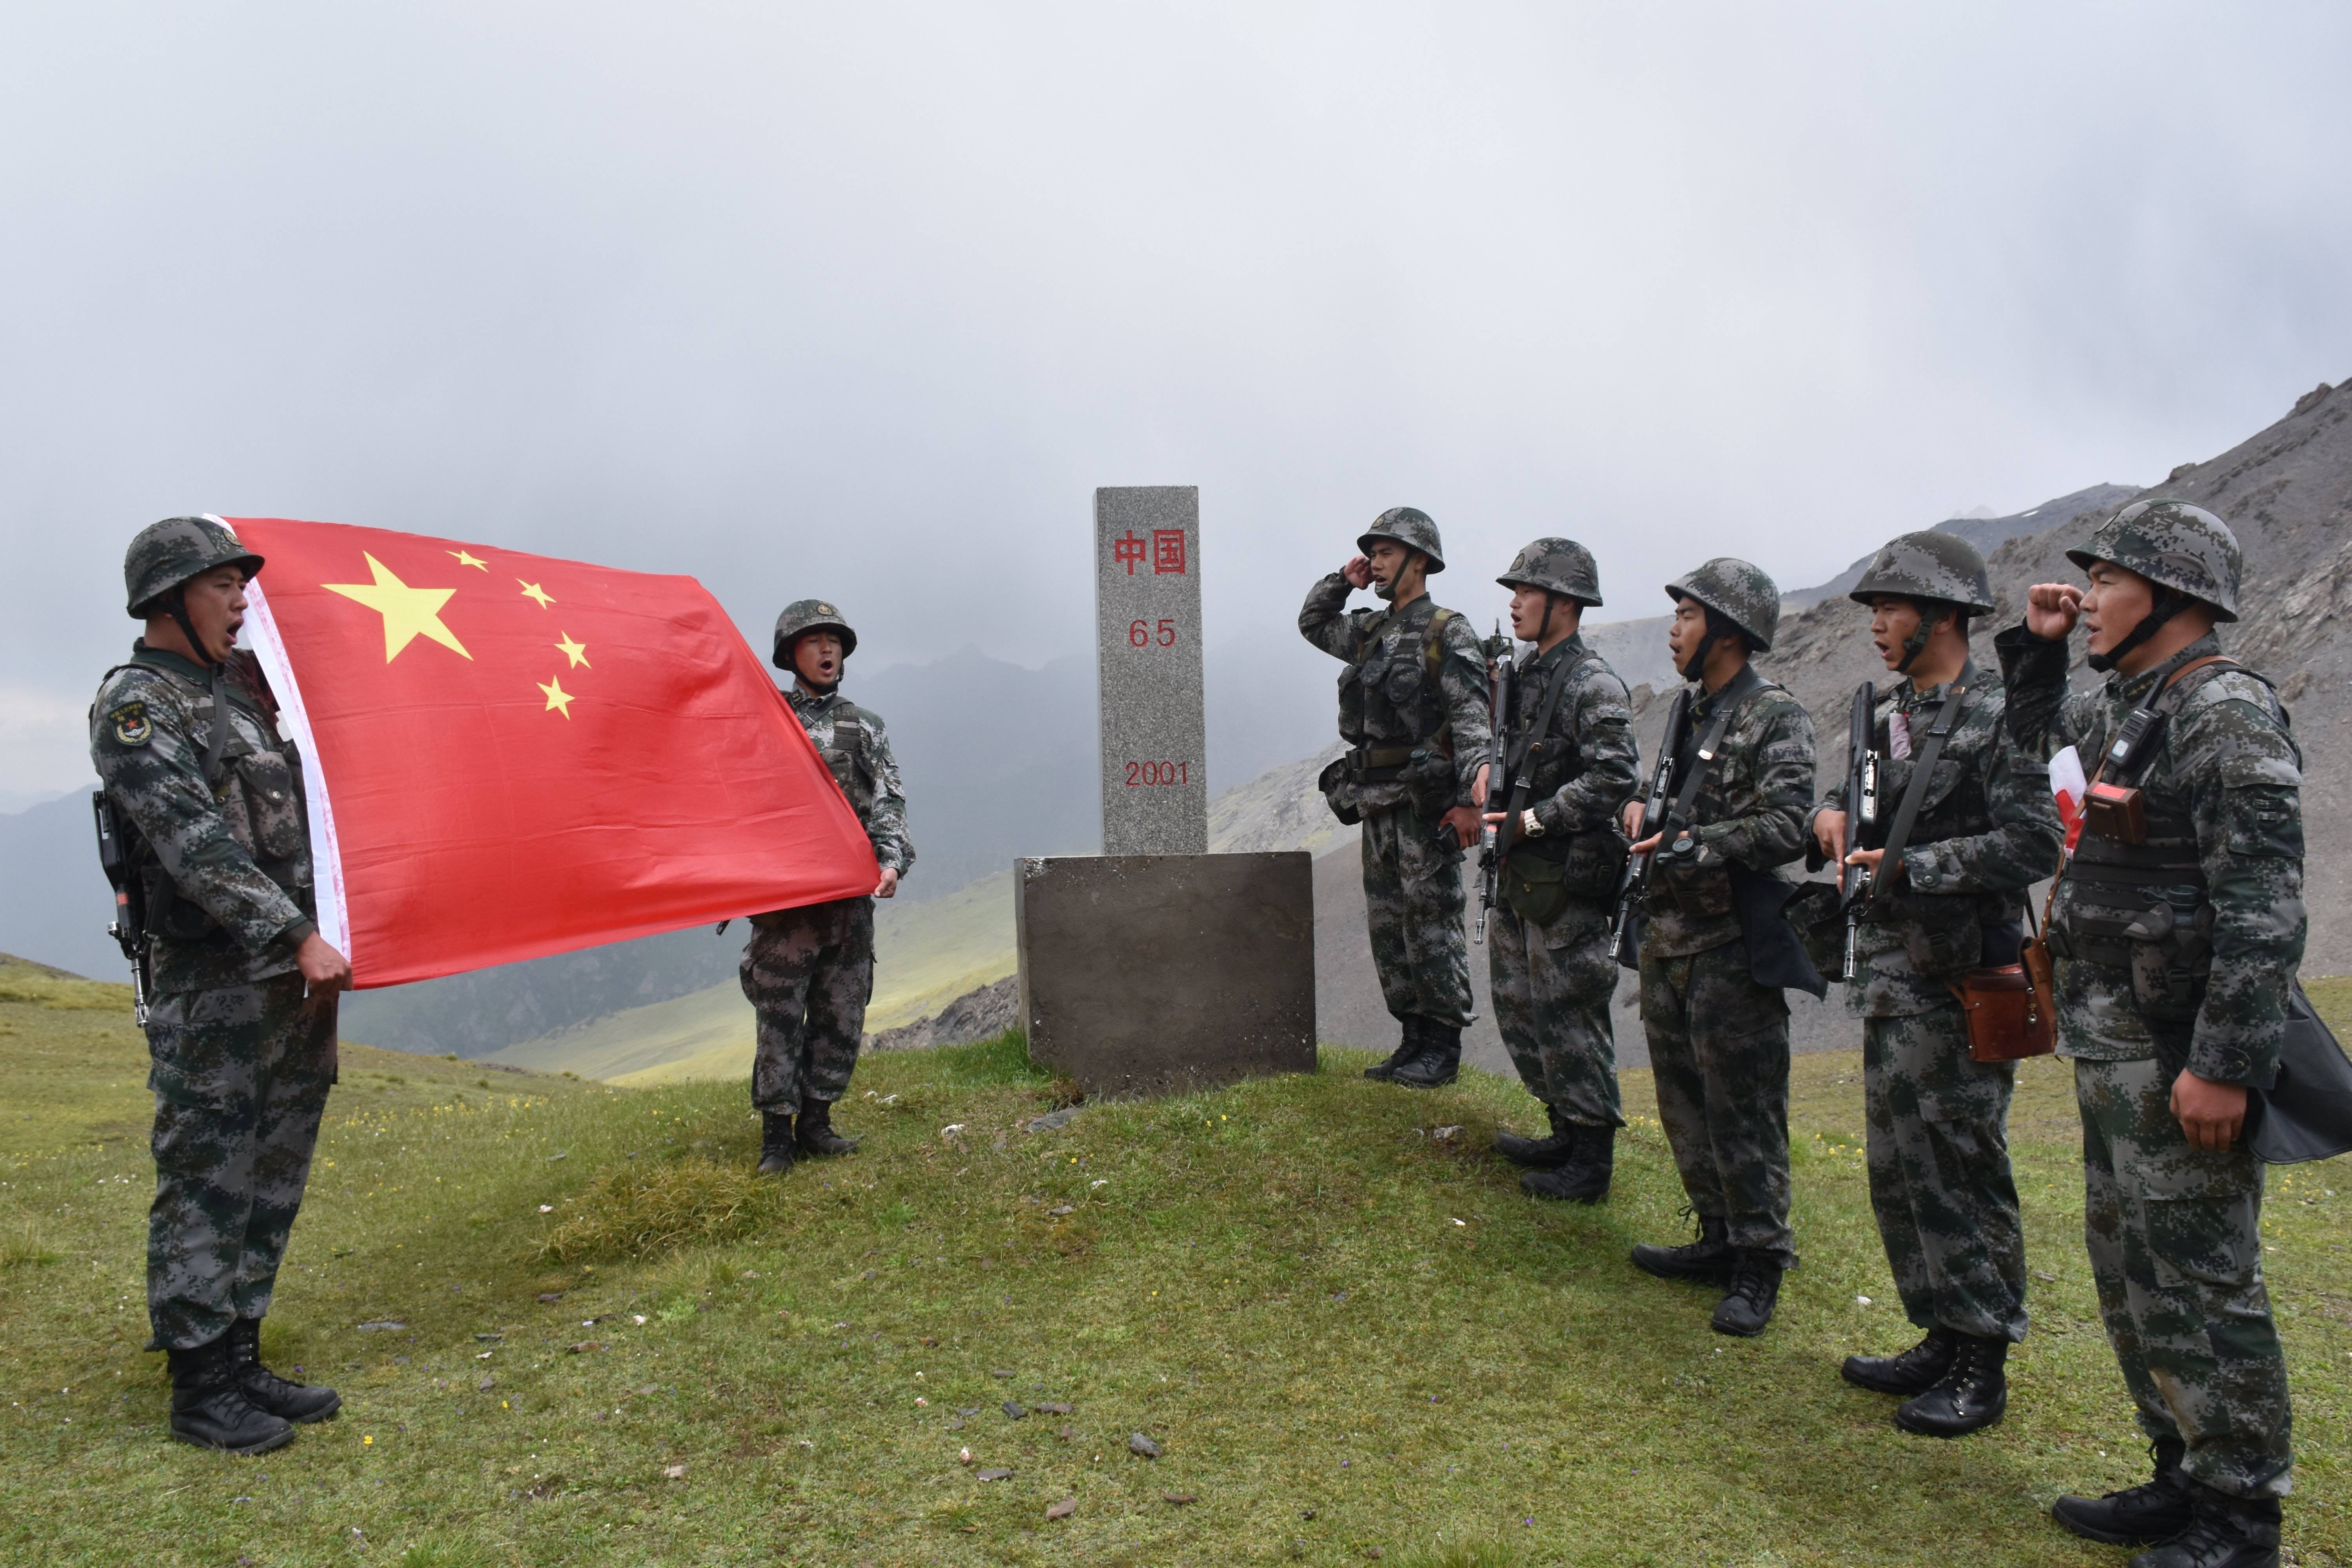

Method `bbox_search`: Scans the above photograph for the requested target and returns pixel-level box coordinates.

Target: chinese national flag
[225,516,878,989]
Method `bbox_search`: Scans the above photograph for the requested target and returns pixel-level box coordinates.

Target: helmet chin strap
[1677,614,1727,682]
[1535,592,1555,645]
[1893,599,1943,674]
[2086,589,2187,673]
[165,588,223,669]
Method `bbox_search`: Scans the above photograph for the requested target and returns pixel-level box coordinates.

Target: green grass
[2,962,2347,1566]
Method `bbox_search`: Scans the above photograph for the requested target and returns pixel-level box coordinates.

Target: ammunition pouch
[2051,869,2213,1023]
[1501,847,1572,927]
[1782,882,1846,976]
[1901,895,1983,981]
[1315,758,1363,826]
[1658,845,1735,919]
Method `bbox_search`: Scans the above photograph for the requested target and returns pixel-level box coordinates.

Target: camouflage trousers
[1862,1007,2027,1341]
[1640,940,1794,1261]
[2078,1056,2292,1499]
[742,896,873,1113]
[1488,903,1621,1127]
[1360,804,1474,1030]
[145,973,338,1350]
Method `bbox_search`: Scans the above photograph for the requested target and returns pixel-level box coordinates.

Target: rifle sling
[1867,681,1972,901]
[1662,666,1755,830]
[1494,652,1581,860]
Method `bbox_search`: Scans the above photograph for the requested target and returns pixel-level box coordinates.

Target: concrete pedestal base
[1015,851,1316,1099]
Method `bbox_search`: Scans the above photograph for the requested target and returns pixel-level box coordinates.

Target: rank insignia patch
[109,703,152,747]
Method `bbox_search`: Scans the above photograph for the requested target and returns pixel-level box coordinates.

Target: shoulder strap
[2151,655,2239,717]
[1871,683,1973,893]
[1421,608,1458,678]
[100,655,230,788]
[1666,691,1742,825]
[1499,662,1578,833]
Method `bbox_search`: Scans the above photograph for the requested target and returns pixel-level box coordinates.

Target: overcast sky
[3,2,2347,805]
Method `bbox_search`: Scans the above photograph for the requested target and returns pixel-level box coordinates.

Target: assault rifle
[1606,688,1691,965]
[1474,624,1517,943]
[91,791,151,1026]
[1838,682,1880,981]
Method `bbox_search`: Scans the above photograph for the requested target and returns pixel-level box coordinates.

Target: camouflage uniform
[1488,632,1640,1128]
[91,642,333,1351]
[1299,571,1492,1034]
[1638,560,1815,1266]
[1810,668,2062,1343]
[742,685,914,1113]
[2001,619,2299,1500]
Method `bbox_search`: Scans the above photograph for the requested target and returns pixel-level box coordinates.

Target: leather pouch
[2083,781,2147,843]
[1952,963,2058,1062]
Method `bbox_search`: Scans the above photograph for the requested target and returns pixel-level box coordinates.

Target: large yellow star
[554,632,590,669]
[539,676,575,718]
[448,549,488,570]
[323,554,473,662]
[518,580,555,609]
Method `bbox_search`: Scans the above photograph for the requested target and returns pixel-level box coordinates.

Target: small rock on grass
[990,1369,1014,1379]
[975,1468,1013,1482]
[535,1293,564,1304]
[663,1465,686,1479]
[1002,1401,1025,1419]
[1046,1497,1076,1520]
[567,1341,606,1354]
[1034,1402,1071,1416]
[1128,1433,1160,1458]
[1163,1492,1197,1505]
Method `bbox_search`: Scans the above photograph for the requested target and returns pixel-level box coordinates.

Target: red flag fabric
[225,515,877,989]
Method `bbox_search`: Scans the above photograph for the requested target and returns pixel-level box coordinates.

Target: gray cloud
[3,1,2347,797]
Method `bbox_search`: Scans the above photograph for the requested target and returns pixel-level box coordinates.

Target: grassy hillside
[3,961,2347,1565]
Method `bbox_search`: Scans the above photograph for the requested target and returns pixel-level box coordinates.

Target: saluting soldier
[92,517,352,1453]
[1809,533,2062,1436]
[1621,559,1815,1336]
[742,600,914,1174]
[1299,508,1492,1089]
[2001,503,2299,1566]
[1479,539,1640,1201]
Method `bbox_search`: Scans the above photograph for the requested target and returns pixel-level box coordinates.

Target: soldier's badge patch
[109,702,152,747]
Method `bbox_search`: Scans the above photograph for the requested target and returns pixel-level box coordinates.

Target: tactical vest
[1336,603,1459,768]
[807,702,873,804]
[104,652,313,944]
[2049,659,2276,1018]
[1499,648,1604,867]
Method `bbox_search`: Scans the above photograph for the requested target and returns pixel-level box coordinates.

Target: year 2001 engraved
[1124,761,1192,788]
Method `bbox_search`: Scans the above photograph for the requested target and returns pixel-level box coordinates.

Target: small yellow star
[538,676,575,718]
[519,580,555,609]
[447,549,488,570]
[554,632,590,669]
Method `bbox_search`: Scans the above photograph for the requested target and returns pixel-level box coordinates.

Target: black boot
[1894,1334,2008,1436]
[1391,1023,1461,1089]
[1631,1213,1736,1285]
[1521,1125,1614,1203]
[2127,1481,2281,1568]
[1364,1019,1423,1082]
[227,1317,340,1424]
[755,1110,796,1175]
[1494,1106,1580,1168]
[796,1099,860,1157]
[1842,1328,1958,1396]
[1710,1250,1783,1337]
[2054,1439,2196,1546]
[167,1334,296,1454]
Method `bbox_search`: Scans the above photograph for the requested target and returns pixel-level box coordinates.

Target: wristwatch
[1521,809,1544,838]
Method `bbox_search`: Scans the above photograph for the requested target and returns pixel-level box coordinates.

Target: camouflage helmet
[1664,557,1781,650]
[2065,498,2241,622]
[772,598,858,668]
[1849,530,1995,615]
[1356,506,1446,573]
[124,515,264,617]
[1496,537,1602,607]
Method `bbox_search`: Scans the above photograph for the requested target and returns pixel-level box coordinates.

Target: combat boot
[1521,1125,1614,1203]
[1631,1213,1736,1285]
[796,1099,860,1157]
[1893,1333,2007,1437]
[1710,1250,1783,1337]
[1494,1106,1580,1167]
[1391,1023,1461,1089]
[2053,1439,2195,1546]
[2126,1481,2281,1568]
[755,1110,796,1175]
[227,1317,341,1423]
[1841,1328,1958,1397]
[1364,1019,1423,1082]
[167,1335,296,1454]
